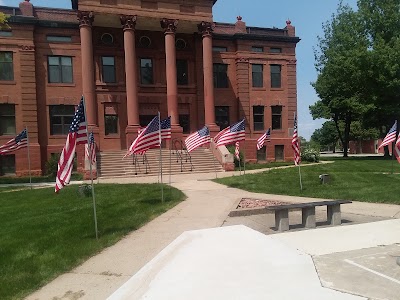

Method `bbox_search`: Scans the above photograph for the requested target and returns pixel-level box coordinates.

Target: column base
[125,125,142,148]
[206,123,221,137]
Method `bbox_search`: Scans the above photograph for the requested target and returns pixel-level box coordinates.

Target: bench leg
[302,207,316,228]
[327,204,341,225]
[275,209,289,231]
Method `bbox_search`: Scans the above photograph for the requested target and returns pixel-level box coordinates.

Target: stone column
[121,15,140,145]
[160,19,180,127]
[77,11,97,127]
[198,21,219,135]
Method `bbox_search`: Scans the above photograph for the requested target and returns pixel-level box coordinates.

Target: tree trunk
[384,145,390,157]
[342,113,352,158]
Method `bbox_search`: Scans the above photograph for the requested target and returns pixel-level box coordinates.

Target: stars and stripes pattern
[378,120,397,149]
[0,129,28,155]
[161,117,171,141]
[256,128,271,150]
[85,131,96,166]
[125,115,161,156]
[235,141,240,160]
[215,119,246,147]
[394,134,400,163]
[55,97,87,193]
[185,126,210,153]
[292,115,301,166]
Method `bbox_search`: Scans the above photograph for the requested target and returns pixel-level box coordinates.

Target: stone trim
[160,18,178,34]
[120,15,137,31]
[77,11,94,27]
[198,21,214,37]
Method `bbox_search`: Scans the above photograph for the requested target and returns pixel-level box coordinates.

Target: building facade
[0,0,299,176]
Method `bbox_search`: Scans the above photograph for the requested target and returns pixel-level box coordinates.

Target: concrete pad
[108,226,365,300]
[272,219,400,256]
[314,244,400,300]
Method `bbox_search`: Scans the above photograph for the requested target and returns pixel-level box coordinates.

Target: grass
[241,161,308,171]
[215,157,400,204]
[0,184,185,300]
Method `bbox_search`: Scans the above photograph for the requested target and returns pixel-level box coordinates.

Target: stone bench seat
[266,200,352,232]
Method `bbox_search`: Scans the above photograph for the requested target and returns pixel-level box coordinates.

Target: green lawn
[0,184,185,300]
[215,157,400,204]
[241,161,308,171]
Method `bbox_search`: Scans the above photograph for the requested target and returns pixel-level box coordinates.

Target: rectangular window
[177,59,188,85]
[270,47,282,53]
[212,46,227,52]
[139,115,156,127]
[48,56,73,83]
[275,145,284,161]
[179,114,190,134]
[252,46,263,52]
[46,35,72,43]
[0,31,12,37]
[0,155,15,176]
[270,64,281,88]
[0,104,16,135]
[257,146,266,161]
[271,105,282,130]
[215,106,230,130]
[104,104,118,135]
[213,63,228,88]
[253,106,264,131]
[101,56,116,83]
[49,105,75,135]
[0,51,14,81]
[252,64,263,88]
[140,58,153,84]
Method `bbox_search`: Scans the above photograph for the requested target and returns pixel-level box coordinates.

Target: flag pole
[243,140,246,175]
[298,164,303,191]
[238,154,241,176]
[82,96,98,240]
[158,112,164,203]
[294,112,303,191]
[26,126,32,190]
[211,142,218,179]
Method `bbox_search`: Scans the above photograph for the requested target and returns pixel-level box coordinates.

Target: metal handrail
[180,140,193,171]
[171,138,193,172]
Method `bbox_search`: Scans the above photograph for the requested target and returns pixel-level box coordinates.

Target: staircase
[97,148,224,179]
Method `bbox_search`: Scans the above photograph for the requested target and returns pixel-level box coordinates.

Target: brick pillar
[161,18,182,142]
[121,15,140,146]
[18,44,41,176]
[198,21,219,136]
[77,11,97,128]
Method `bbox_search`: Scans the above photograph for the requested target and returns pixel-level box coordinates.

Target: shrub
[45,154,60,177]
[226,145,244,167]
[301,147,320,163]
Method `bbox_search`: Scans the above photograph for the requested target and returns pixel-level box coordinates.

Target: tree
[311,121,339,152]
[311,3,372,157]
[0,13,8,28]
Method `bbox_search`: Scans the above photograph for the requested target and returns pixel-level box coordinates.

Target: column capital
[198,21,215,37]
[77,11,94,27]
[160,18,178,34]
[120,15,137,31]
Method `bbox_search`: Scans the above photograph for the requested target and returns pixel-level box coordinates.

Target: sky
[2,0,358,140]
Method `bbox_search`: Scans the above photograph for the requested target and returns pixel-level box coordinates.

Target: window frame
[49,105,75,135]
[252,64,263,88]
[269,47,282,53]
[179,114,190,134]
[271,105,282,130]
[0,104,16,135]
[213,63,228,88]
[270,64,282,88]
[140,58,154,85]
[47,56,73,84]
[252,46,264,53]
[0,154,15,176]
[253,105,264,131]
[212,46,228,52]
[0,51,14,81]
[46,35,72,43]
[101,56,116,83]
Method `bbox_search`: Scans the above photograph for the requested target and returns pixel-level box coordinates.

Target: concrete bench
[266,200,352,232]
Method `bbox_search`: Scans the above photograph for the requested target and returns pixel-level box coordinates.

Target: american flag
[85,131,96,166]
[215,119,245,147]
[292,115,301,166]
[125,115,160,156]
[185,126,210,153]
[235,141,240,160]
[0,129,28,155]
[161,117,171,140]
[55,97,87,193]
[379,120,397,149]
[256,128,271,150]
[395,134,400,163]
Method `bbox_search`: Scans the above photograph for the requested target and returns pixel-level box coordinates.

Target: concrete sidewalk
[26,169,400,300]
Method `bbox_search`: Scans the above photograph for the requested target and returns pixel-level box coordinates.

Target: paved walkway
[26,166,400,299]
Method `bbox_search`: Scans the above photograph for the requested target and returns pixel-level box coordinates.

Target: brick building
[0,0,299,176]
